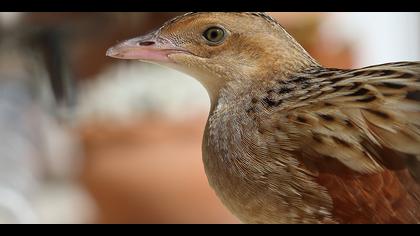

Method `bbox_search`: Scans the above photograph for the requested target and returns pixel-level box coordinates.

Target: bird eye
[203,27,225,44]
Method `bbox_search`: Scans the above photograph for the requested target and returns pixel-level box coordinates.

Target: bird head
[107,12,318,102]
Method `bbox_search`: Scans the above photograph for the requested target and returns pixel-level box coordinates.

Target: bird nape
[107,12,420,224]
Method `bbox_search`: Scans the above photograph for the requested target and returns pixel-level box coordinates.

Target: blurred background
[0,12,419,224]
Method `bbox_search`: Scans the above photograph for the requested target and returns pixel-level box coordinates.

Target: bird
[106,12,420,224]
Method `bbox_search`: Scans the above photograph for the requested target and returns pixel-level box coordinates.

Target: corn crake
[107,12,420,224]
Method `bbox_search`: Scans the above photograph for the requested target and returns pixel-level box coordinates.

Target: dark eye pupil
[203,27,225,44]
[210,31,219,39]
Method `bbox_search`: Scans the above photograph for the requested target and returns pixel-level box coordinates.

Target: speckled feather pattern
[204,61,420,223]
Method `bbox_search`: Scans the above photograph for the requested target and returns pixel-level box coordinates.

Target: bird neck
[207,58,319,112]
[203,28,320,110]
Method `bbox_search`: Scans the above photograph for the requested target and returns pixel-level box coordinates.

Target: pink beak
[106,33,188,63]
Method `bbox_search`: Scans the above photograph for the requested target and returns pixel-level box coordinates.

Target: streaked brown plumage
[107,12,420,223]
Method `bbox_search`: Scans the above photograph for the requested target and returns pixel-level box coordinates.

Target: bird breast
[201,82,335,223]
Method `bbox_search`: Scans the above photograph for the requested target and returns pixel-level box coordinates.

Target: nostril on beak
[138,41,155,46]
